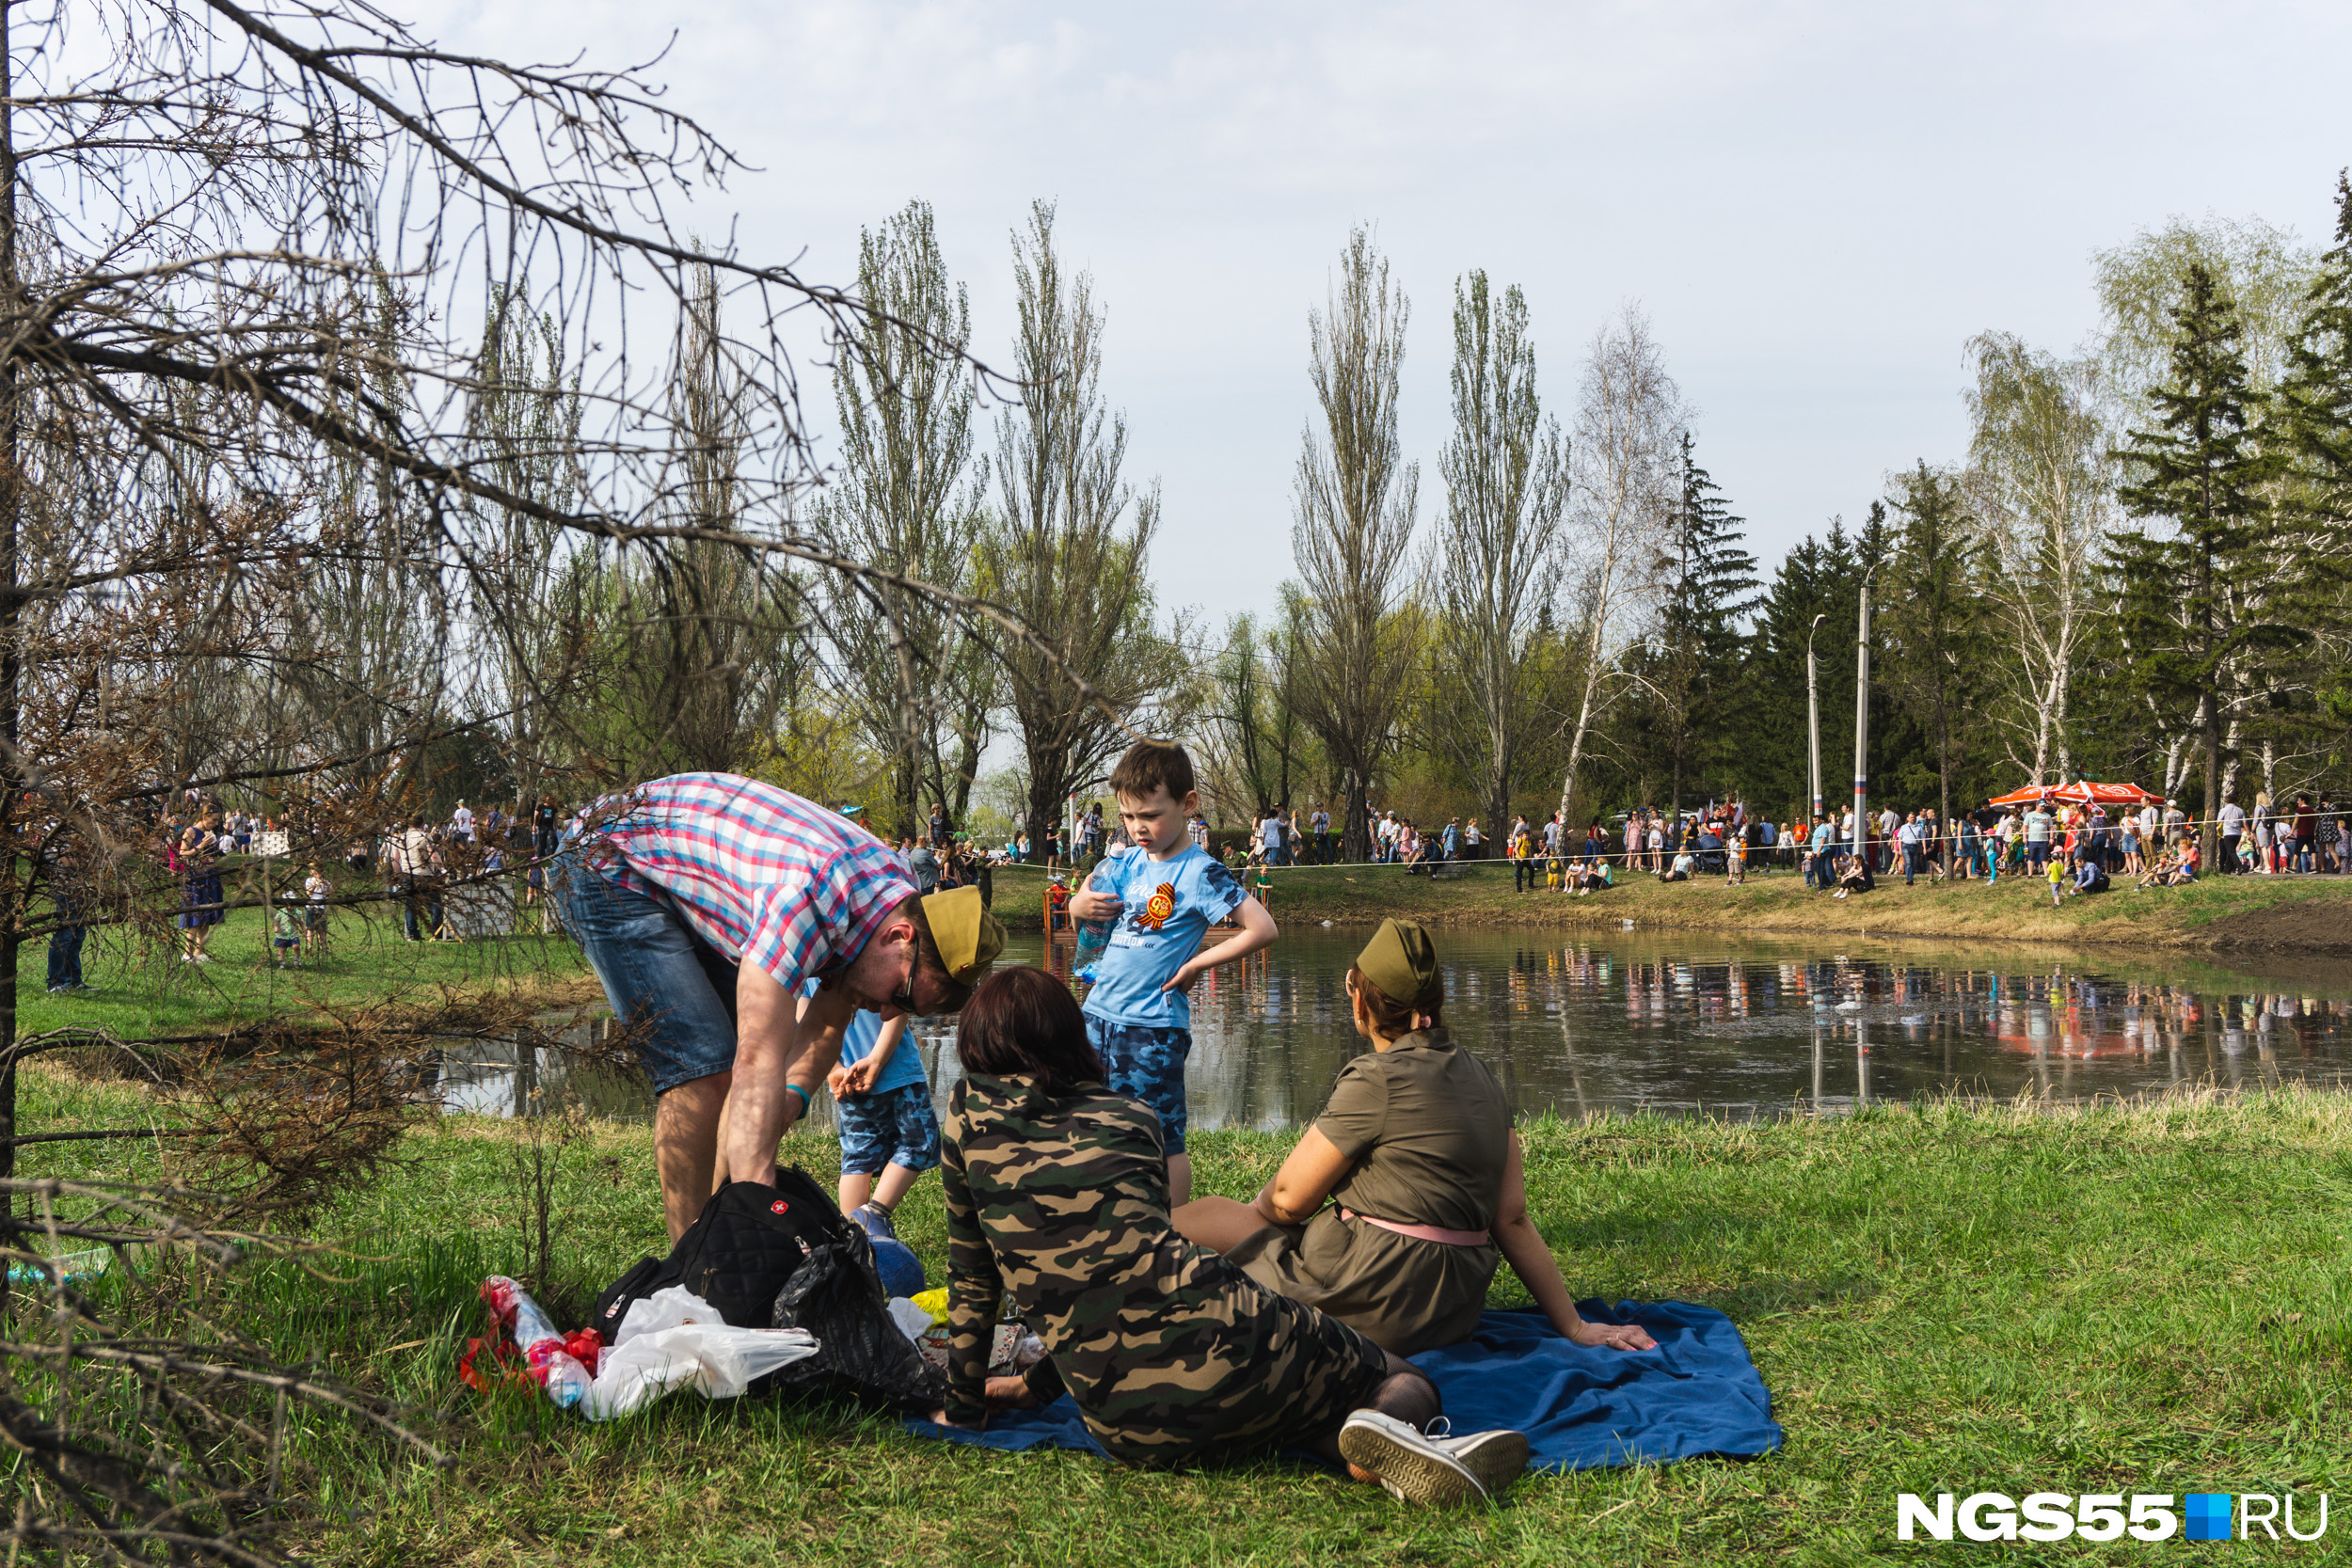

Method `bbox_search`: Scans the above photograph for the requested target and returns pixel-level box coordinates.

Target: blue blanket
[903,1300,1782,1473]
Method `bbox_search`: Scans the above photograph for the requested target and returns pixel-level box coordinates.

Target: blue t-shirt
[800,979,925,1094]
[1078,845,1248,1030]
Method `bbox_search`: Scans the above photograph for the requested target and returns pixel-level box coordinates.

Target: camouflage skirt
[1068,1270,1392,1469]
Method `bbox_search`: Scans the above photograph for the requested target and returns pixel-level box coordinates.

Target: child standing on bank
[803,979,939,1243]
[1066,739,1279,1206]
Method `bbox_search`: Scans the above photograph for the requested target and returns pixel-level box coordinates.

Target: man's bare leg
[655,1070,731,1242]
[1168,1150,1193,1209]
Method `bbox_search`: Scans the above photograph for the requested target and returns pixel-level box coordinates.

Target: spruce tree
[1883,463,1991,847]
[2279,173,2352,511]
[1653,433,1757,827]
[2112,262,2284,859]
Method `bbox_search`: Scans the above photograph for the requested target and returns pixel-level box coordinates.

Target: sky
[417,0,2351,624]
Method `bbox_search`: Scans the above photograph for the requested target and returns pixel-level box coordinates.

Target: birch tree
[1553,307,1682,832]
[1291,228,1419,861]
[1429,270,1568,836]
[1962,332,2114,784]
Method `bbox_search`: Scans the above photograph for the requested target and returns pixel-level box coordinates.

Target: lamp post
[1805,613,1827,823]
[1852,573,1875,867]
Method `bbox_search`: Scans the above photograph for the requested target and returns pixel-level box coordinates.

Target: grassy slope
[15,900,598,1041]
[22,1069,2351,1565]
[991,858,2352,951]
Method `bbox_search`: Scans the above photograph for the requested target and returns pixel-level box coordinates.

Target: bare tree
[1428,270,1568,836]
[1552,306,1682,832]
[1291,227,1419,861]
[980,201,1186,854]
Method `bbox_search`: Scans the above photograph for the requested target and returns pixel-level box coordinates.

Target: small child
[807,978,940,1243]
[1067,739,1277,1207]
[2047,850,2068,908]
[270,894,303,967]
[302,864,330,955]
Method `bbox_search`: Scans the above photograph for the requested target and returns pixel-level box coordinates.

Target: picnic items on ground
[469,1164,943,1419]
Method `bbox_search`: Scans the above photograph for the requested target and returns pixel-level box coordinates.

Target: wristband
[785,1083,811,1117]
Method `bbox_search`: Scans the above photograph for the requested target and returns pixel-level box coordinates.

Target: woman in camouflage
[931,966,1530,1507]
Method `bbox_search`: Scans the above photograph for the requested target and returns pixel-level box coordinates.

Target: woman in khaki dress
[1174,918,1656,1358]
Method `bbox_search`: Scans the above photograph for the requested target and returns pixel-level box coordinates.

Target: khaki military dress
[1229,1027,1511,1355]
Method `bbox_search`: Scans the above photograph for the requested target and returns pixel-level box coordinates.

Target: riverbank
[21,1069,2350,1565]
[990,859,2352,955]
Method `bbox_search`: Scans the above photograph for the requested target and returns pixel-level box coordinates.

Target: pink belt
[1339,1206,1491,1247]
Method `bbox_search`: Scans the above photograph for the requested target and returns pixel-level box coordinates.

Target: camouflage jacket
[943,1071,1334,1460]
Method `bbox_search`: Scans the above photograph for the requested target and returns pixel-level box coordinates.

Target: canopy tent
[1985,781,2165,809]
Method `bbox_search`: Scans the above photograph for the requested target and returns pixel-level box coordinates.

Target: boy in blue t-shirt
[1067,739,1279,1205]
[799,979,939,1242]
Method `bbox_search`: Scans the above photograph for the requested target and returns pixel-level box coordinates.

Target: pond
[425,927,2352,1129]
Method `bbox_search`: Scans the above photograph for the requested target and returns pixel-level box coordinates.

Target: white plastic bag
[580,1286,820,1421]
[886,1295,933,1343]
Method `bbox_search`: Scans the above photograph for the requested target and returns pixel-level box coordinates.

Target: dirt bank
[988,860,2352,958]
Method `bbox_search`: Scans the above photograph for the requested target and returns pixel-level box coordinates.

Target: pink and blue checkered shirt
[573,774,915,987]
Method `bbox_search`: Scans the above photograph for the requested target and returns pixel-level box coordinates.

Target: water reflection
[443,928,2352,1126]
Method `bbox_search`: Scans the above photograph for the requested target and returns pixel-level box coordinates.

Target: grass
[988,858,2352,952]
[18,893,597,1042]
[18,1065,2352,1564]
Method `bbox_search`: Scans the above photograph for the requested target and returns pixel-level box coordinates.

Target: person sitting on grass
[1573,857,1611,895]
[935,965,1533,1508]
[1659,846,1695,883]
[1174,919,1658,1363]
[1832,849,1872,899]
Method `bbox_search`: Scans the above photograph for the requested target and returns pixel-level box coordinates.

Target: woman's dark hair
[1346,965,1444,1036]
[955,967,1104,1090]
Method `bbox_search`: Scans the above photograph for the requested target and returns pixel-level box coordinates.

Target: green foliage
[2112,263,2299,828]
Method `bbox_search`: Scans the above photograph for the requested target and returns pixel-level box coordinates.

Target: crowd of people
[1460,790,2352,902]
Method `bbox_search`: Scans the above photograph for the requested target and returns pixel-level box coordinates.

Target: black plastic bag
[768,1226,947,1413]
[592,1166,839,1332]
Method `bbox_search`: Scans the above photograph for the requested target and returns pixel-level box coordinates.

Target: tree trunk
[0,0,20,1282]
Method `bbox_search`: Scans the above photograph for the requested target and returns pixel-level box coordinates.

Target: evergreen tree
[2112,262,2285,860]
[1648,432,1756,826]
[2279,172,2352,516]
[2269,170,2352,760]
[1883,463,1992,844]
[1740,526,1857,819]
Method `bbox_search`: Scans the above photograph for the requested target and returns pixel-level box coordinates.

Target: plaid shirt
[572,773,914,986]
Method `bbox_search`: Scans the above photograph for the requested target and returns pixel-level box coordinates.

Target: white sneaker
[1338,1411,1525,1507]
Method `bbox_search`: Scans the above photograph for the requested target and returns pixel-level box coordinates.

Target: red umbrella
[1986,780,2166,809]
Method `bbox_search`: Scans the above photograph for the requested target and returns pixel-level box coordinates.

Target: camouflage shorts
[1083,1019,1194,1153]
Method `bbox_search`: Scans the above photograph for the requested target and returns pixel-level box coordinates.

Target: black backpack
[592,1165,842,1332]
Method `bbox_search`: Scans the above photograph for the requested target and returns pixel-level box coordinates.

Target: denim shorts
[836,1082,942,1177]
[1085,1017,1194,1154]
[552,848,740,1094]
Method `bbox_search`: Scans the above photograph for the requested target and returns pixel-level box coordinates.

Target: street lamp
[1852,572,1875,867]
[1805,613,1827,823]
